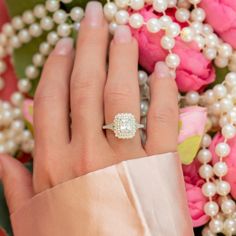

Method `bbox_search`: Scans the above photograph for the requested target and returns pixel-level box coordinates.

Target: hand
[0,1,178,217]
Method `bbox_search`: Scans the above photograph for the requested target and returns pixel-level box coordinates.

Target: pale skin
[0,1,178,217]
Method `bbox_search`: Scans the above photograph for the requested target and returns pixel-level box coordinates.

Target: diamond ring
[103,113,144,139]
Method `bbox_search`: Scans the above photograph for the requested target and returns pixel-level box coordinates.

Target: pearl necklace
[0,0,236,234]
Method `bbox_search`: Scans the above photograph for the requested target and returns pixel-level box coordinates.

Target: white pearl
[140,100,149,116]
[22,10,35,24]
[11,92,24,107]
[0,77,5,90]
[115,10,129,25]
[190,7,206,22]
[213,162,228,177]
[70,7,84,22]
[191,22,203,34]
[221,199,236,214]
[209,102,221,116]
[219,115,230,127]
[215,142,230,157]
[203,48,216,60]
[186,91,200,105]
[166,22,180,37]
[216,180,231,196]
[18,79,32,93]
[199,164,213,179]
[167,0,177,7]
[189,0,201,4]
[40,16,54,31]
[138,71,148,86]
[46,0,60,12]
[0,61,6,74]
[29,23,42,37]
[201,134,212,148]
[109,22,118,35]
[25,65,39,79]
[215,56,229,68]
[10,35,22,48]
[161,36,175,50]
[209,219,224,234]
[11,16,24,30]
[220,98,233,113]
[165,53,180,68]
[225,72,236,87]
[104,2,117,21]
[34,4,47,18]
[18,29,31,43]
[130,0,144,10]
[1,110,13,126]
[224,218,236,235]
[11,120,24,133]
[6,140,17,154]
[213,84,227,99]
[175,8,190,22]
[57,23,71,37]
[205,33,219,48]
[22,140,34,153]
[197,149,212,163]
[202,182,216,197]
[21,130,32,142]
[47,31,59,45]
[39,42,51,56]
[180,27,195,42]
[147,18,161,33]
[53,10,67,24]
[129,13,144,29]
[204,201,219,217]
[153,0,168,13]
[33,53,45,67]
[227,110,236,124]
[159,15,172,27]
[0,144,6,154]
[222,124,236,139]
[218,43,233,58]
[13,107,22,119]
[115,0,129,8]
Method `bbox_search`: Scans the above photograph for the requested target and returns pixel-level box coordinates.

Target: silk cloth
[10,152,194,236]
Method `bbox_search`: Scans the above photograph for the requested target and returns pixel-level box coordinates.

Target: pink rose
[209,133,236,199]
[131,7,215,92]
[200,0,236,49]
[182,160,210,227]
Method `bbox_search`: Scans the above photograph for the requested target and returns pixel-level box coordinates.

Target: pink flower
[182,160,210,227]
[131,6,215,92]
[200,0,236,49]
[209,133,236,200]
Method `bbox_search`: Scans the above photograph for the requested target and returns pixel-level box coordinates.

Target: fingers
[70,2,109,141]
[145,62,179,155]
[104,26,144,157]
[0,155,33,214]
[34,38,74,148]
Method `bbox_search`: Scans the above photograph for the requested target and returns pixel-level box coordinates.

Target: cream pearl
[223,218,236,235]
[159,15,172,27]
[33,53,45,67]
[34,4,47,18]
[167,0,177,7]
[18,79,32,93]
[53,10,67,24]
[226,72,236,87]
[153,0,168,13]
[104,2,118,21]
[70,7,84,22]
[11,120,25,133]
[166,22,180,37]
[130,0,144,10]
[1,110,13,126]
[205,33,219,48]
[39,42,51,56]
[5,140,17,155]
[191,22,203,34]
[13,107,22,119]
[202,182,216,197]
[11,92,24,107]
[197,149,212,163]
[186,91,200,105]
[209,102,221,116]
[10,35,22,49]
[21,130,32,142]
[213,162,228,177]
[47,31,59,45]
[22,10,35,24]
[175,8,190,22]
[40,16,54,31]
[209,218,224,234]
[22,140,34,153]
[109,22,118,34]
[161,36,175,50]
[203,47,217,60]
[115,0,129,8]
[201,134,212,148]
[29,23,42,37]
[25,65,39,79]
[215,142,230,157]
[221,199,236,215]
[199,164,214,179]
[190,8,206,22]
[165,53,180,68]
[180,27,195,42]
[115,10,129,25]
[189,0,201,4]
[215,56,229,68]
[204,201,219,217]
[129,13,144,29]
[218,43,233,58]
[46,0,60,12]
[220,98,233,113]
[213,84,227,99]
[138,71,148,86]
[146,18,161,33]
[222,124,236,139]
[216,180,231,196]
[11,16,24,30]
[57,23,71,37]
[140,100,149,116]
[18,29,31,43]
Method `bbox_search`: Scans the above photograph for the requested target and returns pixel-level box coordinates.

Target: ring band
[103,113,144,139]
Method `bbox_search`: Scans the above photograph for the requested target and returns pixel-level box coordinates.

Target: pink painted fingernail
[85,1,104,27]
[114,26,132,43]
[154,61,171,79]
[53,38,73,55]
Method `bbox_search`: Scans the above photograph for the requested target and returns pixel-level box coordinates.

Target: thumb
[0,154,34,214]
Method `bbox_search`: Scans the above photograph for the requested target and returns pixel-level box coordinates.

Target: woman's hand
[0,1,178,216]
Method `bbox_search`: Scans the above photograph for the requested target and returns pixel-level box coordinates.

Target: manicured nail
[154,61,171,79]
[114,26,132,43]
[53,38,73,55]
[85,1,104,27]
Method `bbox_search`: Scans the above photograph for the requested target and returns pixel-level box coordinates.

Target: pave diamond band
[102,113,144,139]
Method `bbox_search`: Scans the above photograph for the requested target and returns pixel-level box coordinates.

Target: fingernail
[85,1,104,27]
[154,61,171,79]
[114,26,132,43]
[52,38,74,55]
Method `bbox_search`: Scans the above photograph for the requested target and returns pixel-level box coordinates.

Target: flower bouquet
[0,0,236,235]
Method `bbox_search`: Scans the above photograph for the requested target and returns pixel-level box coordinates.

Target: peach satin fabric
[11,152,194,236]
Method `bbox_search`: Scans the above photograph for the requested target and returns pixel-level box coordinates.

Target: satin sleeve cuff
[10,152,194,236]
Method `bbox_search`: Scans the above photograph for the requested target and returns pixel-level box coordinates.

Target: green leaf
[209,66,229,89]
[178,135,202,165]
